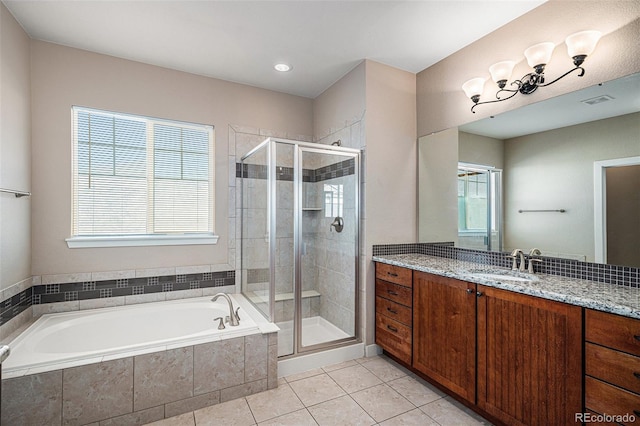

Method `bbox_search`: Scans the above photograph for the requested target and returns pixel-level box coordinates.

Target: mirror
[418,72,640,267]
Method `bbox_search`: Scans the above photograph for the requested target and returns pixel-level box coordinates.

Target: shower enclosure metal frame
[240,137,361,357]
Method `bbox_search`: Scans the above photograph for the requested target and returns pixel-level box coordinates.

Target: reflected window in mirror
[458,163,502,252]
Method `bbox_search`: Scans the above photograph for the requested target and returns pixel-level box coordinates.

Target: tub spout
[211,293,240,326]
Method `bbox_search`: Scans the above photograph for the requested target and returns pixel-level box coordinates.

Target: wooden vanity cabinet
[413,271,477,402]
[476,285,583,426]
[375,263,413,364]
[585,309,640,425]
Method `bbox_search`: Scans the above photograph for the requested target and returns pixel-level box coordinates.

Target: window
[67,107,216,248]
[324,184,343,218]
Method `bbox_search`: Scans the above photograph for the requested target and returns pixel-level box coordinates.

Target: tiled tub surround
[373,253,640,320]
[1,295,279,426]
[0,270,235,332]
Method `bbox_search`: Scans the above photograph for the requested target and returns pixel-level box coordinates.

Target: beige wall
[0,4,31,291]
[418,128,458,244]
[313,62,366,140]
[458,132,504,170]
[30,41,312,275]
[363,60,417,344]
[504,112,640,260]
[606,164,640,267]
[417,1,640,137]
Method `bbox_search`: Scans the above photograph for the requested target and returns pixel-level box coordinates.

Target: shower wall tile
[135,267,175,278]
[193,337,245,395]
[1,370,63,426]
[78,296,125,311]
[62,358,134,425]
[133,347,194,411]
[42,272,92,285]
[33,300,79,317]
[91,270,136,282]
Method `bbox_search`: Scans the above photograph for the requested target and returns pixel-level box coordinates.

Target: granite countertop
[373,254,640,320]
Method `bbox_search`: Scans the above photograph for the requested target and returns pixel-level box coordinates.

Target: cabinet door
[412,272,476,402]
[477,285,582,426]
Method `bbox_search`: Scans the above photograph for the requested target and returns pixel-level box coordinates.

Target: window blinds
[72,107,214,236]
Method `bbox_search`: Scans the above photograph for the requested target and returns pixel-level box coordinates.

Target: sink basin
[469,272,535,282]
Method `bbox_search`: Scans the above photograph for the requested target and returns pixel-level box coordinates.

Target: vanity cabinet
[375,262,584,426]
[585,309,640,424]
[476,285,583,426]
[375,263,413,364]
[413,271,476,402]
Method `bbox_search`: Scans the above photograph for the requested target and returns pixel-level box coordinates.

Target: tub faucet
[508,249,525,272]
[211,293,240,326]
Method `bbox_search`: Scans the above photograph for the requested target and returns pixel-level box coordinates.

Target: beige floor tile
[361,357,407,382]
[257,408,318,426]
[321,359,358,372]
[194,398,256,426]
[327,364,382,393]
[378,408,439,426]
[387,376,445,406]
[288,373,346,407]
[146,412,195,426]
[350,383,414,423]
[307,395,375,426]
[245,384,304,423]
[420,397,492,425]
[284,368,324,383]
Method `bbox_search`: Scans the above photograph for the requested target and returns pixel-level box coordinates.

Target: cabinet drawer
[586,376,640,426]
[587,343,640,394]
[375,263,412,288]
[586,309,640,357]
[375,314,411,364]
[376,296,412,326]
[376,279,412,307]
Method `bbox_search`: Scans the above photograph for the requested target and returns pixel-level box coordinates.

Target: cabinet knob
[634,410,640,417]
[634,372,640,380]
[476,291,484,297]
[386,307,398,314]
[466,288,474,294]
[387,325,398,333]
[387,272,398,277]
[387,290,399,296]
[634,335,640,342]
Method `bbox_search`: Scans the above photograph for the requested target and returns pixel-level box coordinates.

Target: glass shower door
[297,147,359,351]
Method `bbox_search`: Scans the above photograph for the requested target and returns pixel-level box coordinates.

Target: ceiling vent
[581,95,615,106]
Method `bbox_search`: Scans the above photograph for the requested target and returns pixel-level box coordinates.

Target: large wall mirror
[418,72,640,267]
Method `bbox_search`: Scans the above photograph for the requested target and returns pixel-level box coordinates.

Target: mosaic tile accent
[236,158,355,183]
[0,270,237,325]
[0,288,32,326]
[373,243,640,287]
[247,268,270,284]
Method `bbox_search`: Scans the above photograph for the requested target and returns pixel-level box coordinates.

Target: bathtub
[3,294,276,374]
[1,294,279,425]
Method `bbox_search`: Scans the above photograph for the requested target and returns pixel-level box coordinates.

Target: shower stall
[240,138,360,357]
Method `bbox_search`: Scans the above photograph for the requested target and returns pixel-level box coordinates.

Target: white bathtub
[2,294,276,375]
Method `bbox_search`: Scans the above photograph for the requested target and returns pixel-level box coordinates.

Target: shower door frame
[240,137,361,357]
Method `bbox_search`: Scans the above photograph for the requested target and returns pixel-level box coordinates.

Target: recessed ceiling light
[274,63,291,72]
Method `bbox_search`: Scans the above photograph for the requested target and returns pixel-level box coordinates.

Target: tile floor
[146,354,492,426]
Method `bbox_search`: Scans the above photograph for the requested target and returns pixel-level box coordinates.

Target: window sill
[66,234,219,248]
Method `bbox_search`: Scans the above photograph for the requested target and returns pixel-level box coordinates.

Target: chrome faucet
[508,249,525,272]
[211,293,240,327]
[527,248,543,273]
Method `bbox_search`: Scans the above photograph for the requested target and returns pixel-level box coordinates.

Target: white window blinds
[71,107,214,237]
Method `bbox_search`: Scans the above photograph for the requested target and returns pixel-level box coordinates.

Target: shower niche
[240,138,360,357]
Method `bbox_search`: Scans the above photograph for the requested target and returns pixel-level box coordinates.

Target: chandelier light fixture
[462,30,601,113]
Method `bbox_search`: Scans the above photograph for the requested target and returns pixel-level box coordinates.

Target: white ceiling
[3,0,545,99]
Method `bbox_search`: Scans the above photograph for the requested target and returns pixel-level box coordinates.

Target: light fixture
[274,63,291,72]
[463,30,601,113]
